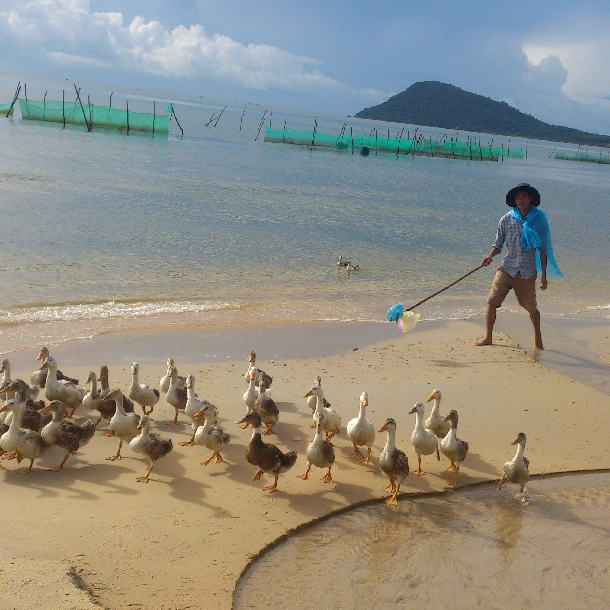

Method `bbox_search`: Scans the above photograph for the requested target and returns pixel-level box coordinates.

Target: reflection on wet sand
[234,473,610,609]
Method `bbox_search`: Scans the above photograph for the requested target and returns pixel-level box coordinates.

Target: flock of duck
[0,349,531,505]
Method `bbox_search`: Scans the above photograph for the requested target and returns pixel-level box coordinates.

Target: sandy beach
[1,318,609,609]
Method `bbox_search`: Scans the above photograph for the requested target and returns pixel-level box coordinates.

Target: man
[476,183,562,350]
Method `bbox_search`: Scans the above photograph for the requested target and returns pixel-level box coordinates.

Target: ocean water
[1,74,609,353]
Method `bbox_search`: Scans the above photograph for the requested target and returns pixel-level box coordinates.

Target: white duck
[159,358,186,394]
[425,388,450,438]
[129,415,173,483]
[304,384,340,441]
[0,399,47,474]
[128,362,160,415]
[181,374,216,446]
[193,403,230,465]
[0,359,15,401]
[106,388,141,461]
[244,351,272,388]
[346,391,375,466]
[305,375,331,423]
[298,412,335,483]
[82,371,102,413]
[242,371,258,416]
[409,401,440,475]
[41,356,86,418]
[166,365,187,425]
[440,410,469,486]
[499,432,530,495]
[31,346,79,388]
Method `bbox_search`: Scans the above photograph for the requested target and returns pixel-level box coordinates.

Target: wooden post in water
[62,89,65,128]
[282,118,287,142]
[88,95,92,130]
[351,126,354,154]
[152,101,156,135]
[126,99,130,135]
[24,83,27,102]
[43,91,47,110]
[501,143,504,161]
[239,106,246,131]
[525,139,528,159]
[375,129,378,156]
[269,112,272,129]
[110,92,113,108]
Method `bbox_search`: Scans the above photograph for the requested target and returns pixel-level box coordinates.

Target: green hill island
[356,81,610,147]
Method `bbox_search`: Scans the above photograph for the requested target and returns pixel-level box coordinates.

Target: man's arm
[540,250,548,290]
[481,246,500,266]
[482,217,505,266]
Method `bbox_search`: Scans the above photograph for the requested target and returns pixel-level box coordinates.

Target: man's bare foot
[475,337,493,346]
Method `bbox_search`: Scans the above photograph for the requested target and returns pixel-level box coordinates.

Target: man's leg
[530,309,543,350]
[475,303,498,346]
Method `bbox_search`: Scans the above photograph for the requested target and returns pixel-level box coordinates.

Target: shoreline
[6,314,609,395]
[2,319,610,609]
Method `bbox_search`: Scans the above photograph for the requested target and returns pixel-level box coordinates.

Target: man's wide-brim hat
[506,183,540,207]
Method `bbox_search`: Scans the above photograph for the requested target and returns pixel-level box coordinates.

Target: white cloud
[0,0,344,92]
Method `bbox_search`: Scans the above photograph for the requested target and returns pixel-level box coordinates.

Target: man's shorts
[487,267,538,314]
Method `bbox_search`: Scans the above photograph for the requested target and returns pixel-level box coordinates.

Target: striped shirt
[492,212,537,279]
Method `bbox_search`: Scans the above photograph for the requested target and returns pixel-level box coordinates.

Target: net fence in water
[0,103,14,116]
[264,126,524,161]
[18,99,169,133]
[555,150,610,165]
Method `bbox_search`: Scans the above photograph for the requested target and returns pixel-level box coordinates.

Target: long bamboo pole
[404,265,484,311]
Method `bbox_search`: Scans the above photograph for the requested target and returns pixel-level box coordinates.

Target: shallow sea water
[234,472,610,610]
[1,75,610,353]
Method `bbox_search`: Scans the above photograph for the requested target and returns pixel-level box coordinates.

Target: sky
[1,1,610,134]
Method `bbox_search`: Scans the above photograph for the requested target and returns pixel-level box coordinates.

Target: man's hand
[481,255,493,266]
[540,275,548,290]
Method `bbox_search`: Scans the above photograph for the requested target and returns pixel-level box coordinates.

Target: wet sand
[1,319,610,609]
[236,472,610,609]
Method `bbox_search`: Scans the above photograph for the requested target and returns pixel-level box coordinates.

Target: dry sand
[1,319,609,609]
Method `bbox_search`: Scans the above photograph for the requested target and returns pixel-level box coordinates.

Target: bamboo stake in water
[6,81,21,118]
[62,89,65,128]
[310,116,318,150]
[239,106,246,131]
[213,105,227,128]
[171,106,184,136]
[110,92,113,108]
[74,85,91,132]
[254,110,267,141]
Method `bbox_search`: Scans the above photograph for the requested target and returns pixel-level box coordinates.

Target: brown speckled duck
[129,415,173,483]
[40,401,96,471]
[252,380,279,435]
[244,351,273,388]
[236,412,297,492]
[378,418,410,506]
[1,379,51,434]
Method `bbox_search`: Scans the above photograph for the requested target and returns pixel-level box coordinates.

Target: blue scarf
[508,207,563,277]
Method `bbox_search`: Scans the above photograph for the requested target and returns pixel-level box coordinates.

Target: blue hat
[506,183,540,207]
